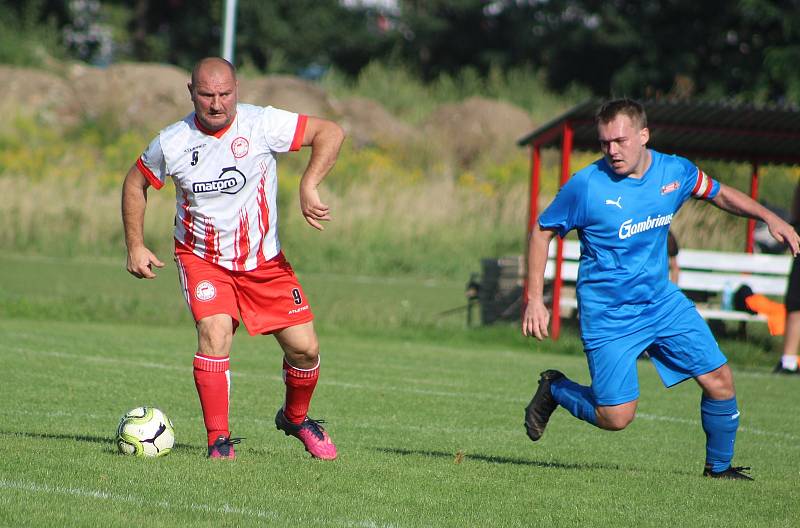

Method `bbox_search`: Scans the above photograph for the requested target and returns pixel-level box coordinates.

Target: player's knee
[602,415,634,431]
[196,316,233,356]
[697,364,735,400]
[284,334,319,365]
[704,384,735,400]
[298,336,320,362]
[596,406,636,431]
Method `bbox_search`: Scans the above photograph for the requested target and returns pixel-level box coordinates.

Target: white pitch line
[6,347,799,442]
[0,254,450,291]
[0,254,122,266]
[636,412,799,441]
[2,405,797,446]
[7,346,515,402]
[0,409,113,420]
[0,479,396,528]
[729,370,777,379]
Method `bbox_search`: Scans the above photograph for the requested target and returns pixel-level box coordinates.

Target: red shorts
[175,244,314,335]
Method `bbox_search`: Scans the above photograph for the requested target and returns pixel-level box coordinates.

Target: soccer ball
[116,407,175,457]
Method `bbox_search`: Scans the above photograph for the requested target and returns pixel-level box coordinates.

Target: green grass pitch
[0,255,798,527]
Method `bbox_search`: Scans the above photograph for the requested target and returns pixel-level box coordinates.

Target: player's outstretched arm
[121,163,164,279]
[711,183,800,256]
[298,117,346,231]
[522,225,556,340]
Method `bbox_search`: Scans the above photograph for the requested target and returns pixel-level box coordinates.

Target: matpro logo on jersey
[193,166,247,195]
[618,213,673,239]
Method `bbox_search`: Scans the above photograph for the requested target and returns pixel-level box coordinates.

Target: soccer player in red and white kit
[121,57,345,460]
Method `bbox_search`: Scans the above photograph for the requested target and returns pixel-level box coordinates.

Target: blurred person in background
[777,183,800,374]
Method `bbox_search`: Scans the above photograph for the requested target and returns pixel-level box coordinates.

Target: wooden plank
[696,308,768,322]
[540,242,788,328]
[556,295,768,323]
[559,298,578,309]
[678,270,787,296]
[678,250,791,274]
[544,260,579,281]
[547,242,790,276]
[546,239,582,259]
[544,262,787,296]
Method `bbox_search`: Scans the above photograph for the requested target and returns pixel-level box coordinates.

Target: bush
[0,2,64,67]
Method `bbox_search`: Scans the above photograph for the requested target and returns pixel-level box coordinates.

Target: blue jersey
[539,149,720,343]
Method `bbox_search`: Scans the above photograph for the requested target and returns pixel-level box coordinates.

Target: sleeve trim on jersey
[136,157,164,190]
[290,114,308,151]
[691,169,714,200]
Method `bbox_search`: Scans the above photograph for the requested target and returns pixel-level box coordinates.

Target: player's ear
[640,127,650,146]
[187,82,194,100]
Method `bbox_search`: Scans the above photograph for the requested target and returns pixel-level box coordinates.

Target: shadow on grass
[0,429,198,452]
[375,446,620,471]
[375,447,707,478]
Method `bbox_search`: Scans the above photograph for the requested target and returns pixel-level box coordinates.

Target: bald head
[188,57,238,132]
[191,57,237,86]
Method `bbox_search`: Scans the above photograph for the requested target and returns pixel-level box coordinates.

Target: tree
[5,0,800,104]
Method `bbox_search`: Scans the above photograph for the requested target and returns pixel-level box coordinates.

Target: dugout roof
[518,98,800,165]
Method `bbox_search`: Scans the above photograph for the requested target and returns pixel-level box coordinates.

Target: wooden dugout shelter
[517,98,800,339]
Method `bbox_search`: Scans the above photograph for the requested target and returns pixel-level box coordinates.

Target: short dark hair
[595,98,647,129]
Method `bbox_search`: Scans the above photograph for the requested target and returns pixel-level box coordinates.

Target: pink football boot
[275,409,337,460]
[207,435,241,459]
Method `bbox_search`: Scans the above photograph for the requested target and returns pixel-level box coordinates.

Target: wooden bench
[545,239,792,324]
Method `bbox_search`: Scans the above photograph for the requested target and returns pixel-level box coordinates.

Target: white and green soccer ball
[116,407,175,457]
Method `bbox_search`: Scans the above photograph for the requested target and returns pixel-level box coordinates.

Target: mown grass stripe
[0,479,396,528]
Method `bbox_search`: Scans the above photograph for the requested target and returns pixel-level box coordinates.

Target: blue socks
[550,378,598,426]
[700,396,739,472]
[548,379,739,470]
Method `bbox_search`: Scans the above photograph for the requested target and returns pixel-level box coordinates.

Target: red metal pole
[560,123,573,184]
[552,122,574,340]
[747,162,759,253]
[523,144,542,317]
[529,145,541,232]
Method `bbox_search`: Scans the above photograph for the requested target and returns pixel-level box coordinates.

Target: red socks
[193,354,319,440]
[193,353,231,445]
[282,358,319,424]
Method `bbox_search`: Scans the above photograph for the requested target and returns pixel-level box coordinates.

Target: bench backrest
[545,239,791,297]
[677,249,790,296]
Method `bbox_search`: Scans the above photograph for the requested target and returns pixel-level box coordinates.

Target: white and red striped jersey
[137,104,307,271]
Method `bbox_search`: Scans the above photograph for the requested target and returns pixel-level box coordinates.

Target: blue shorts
[583,290,727,406]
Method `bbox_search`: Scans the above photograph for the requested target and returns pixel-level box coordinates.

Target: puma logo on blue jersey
[605,196,622,209]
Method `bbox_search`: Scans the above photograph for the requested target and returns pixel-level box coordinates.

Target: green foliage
[3,104,799,276]
[321,62,435,123]
[321,61,588,124]
[235,0,391,75]
[0,0,63,67]
[0,114,146,187]
[5,1,800,104]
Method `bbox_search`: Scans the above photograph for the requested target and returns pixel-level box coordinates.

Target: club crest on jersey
[231,137,249,158]
[195,280,216,302]
[192,166,247,195]
[661,181,680,195]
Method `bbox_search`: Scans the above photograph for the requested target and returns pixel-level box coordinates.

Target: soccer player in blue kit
[522,99,800,480]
